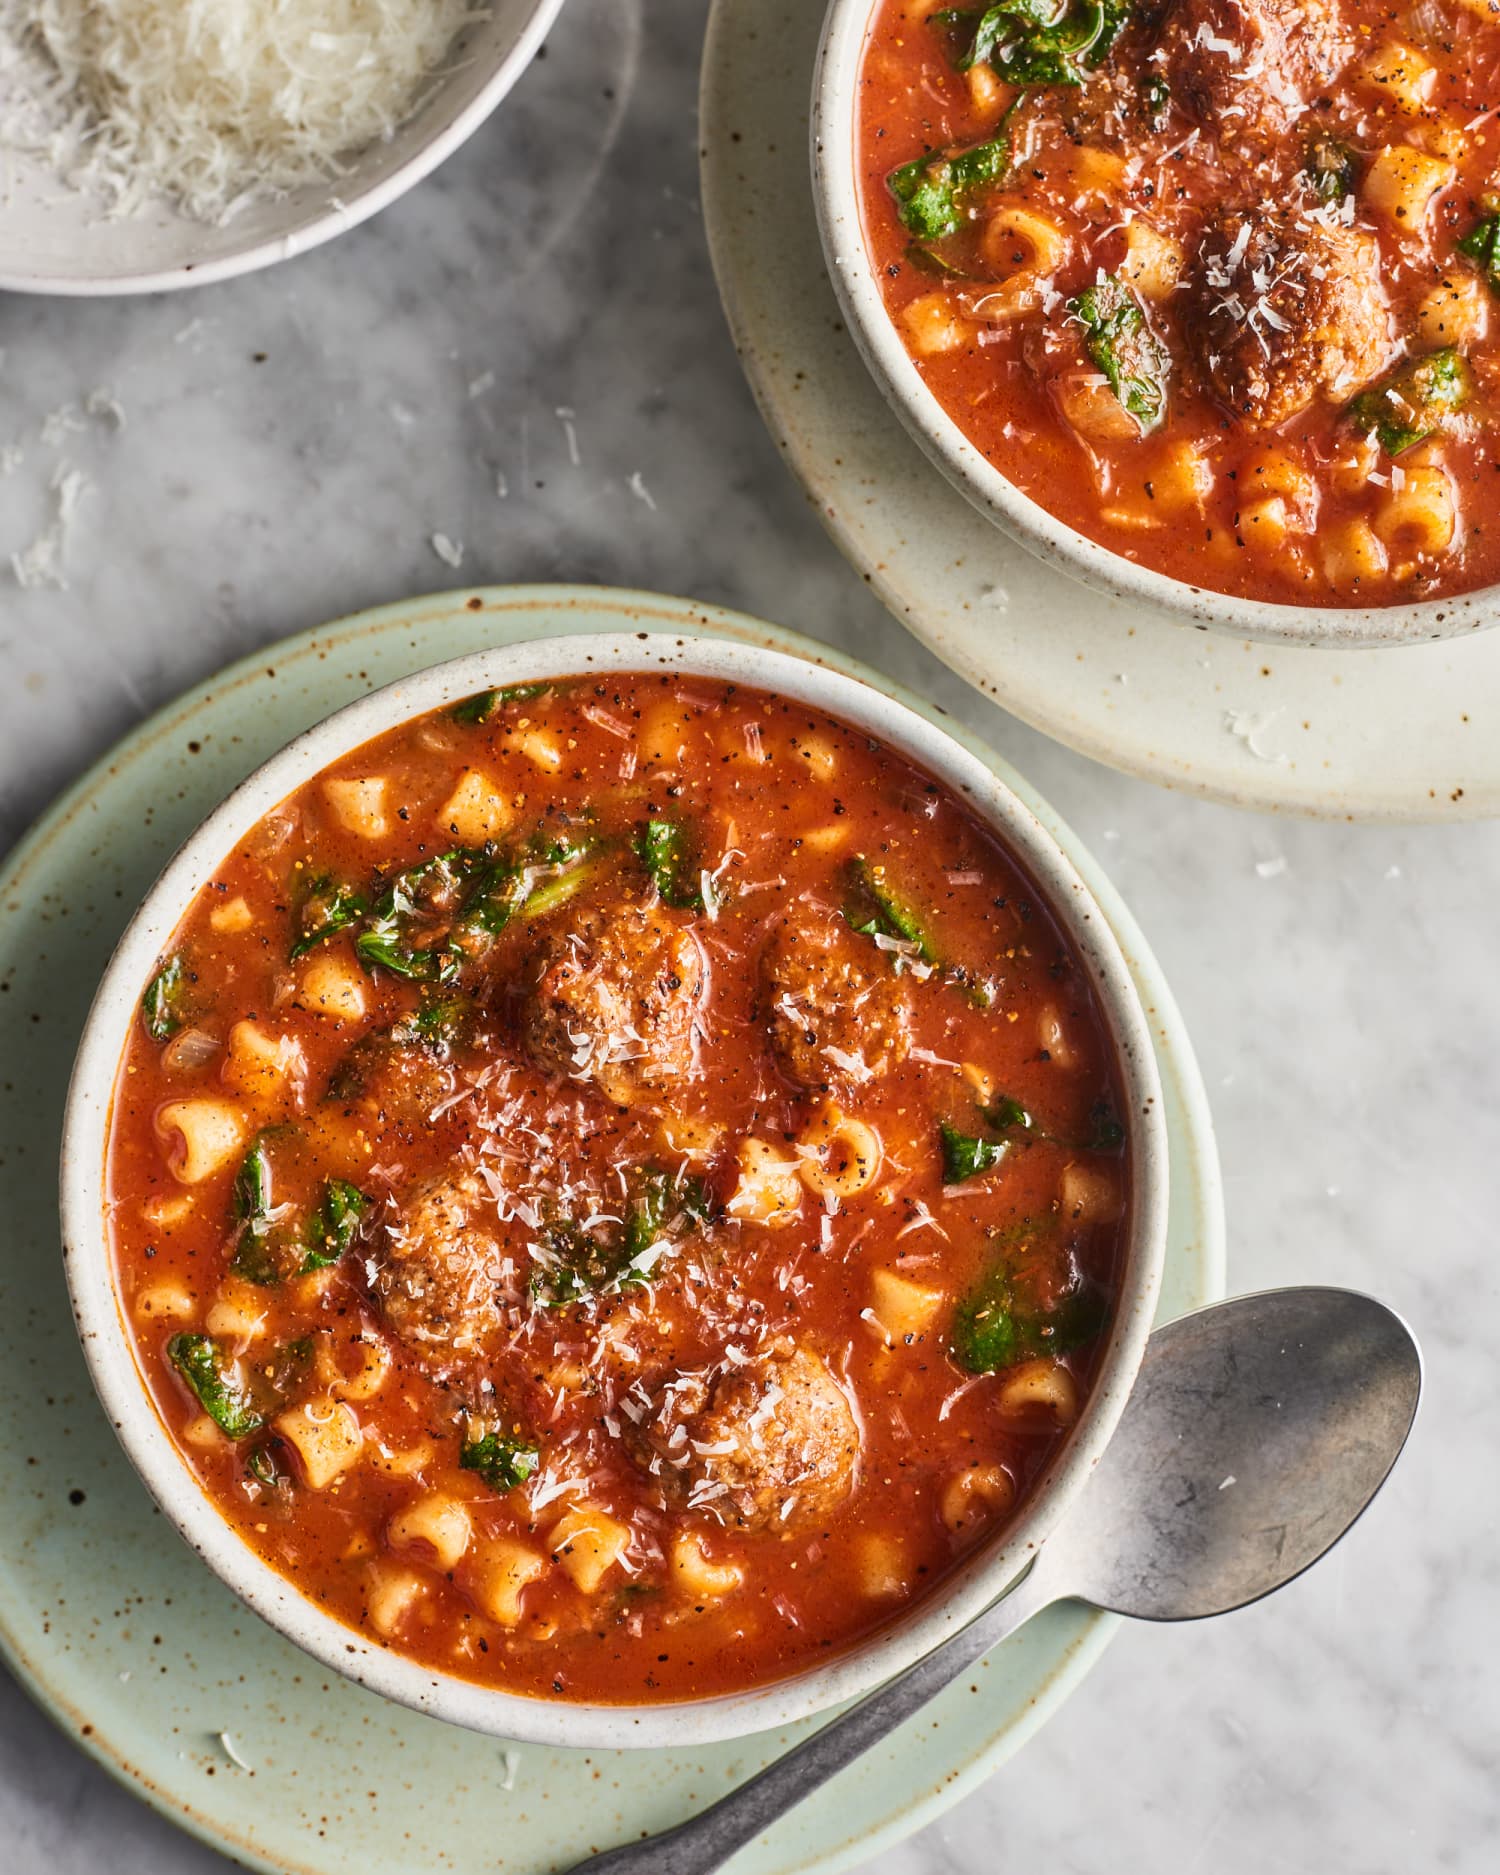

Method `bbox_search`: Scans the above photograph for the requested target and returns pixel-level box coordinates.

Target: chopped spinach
[1142,71,1171,132]
[290,875,367,961]
[1305,135,1357,204]
[245,1443,290,1489]
[951,1234,1107,1374]
[983,1094,1034,1135]
[531,1170,712,1307]
[230,1134,366,1284]
[451,681,558,724]
[940,0,1131,85]
[1458,214,1500,295]
[940,1123,1011,1184]
[355,849,479,982]
[621,1170,713,1282]
[460,1427,541,1494]
[301,1180,367,1272]
[1069,275,1169,434]
[142,954,188,1042]
[843,857,993,1006]
[888,133,1012,242]
[635,818,716,913]
[168,1333,265,1439]
[1347,349,1472,457]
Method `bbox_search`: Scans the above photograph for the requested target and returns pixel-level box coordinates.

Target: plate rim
[0,580,1226,1875]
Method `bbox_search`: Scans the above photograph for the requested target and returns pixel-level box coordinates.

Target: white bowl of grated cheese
[0,0,564,294]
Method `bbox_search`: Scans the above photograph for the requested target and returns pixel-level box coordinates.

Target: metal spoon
[573,1286,1420,1875]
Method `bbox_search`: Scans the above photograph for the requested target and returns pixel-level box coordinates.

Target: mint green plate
[0,585,1225,1875]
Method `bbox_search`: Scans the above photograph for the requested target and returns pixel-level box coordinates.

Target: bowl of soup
[813,0,1500,646]
[61,634,1168,1747]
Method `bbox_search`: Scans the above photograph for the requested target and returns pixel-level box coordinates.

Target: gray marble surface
[1,1,1496,1870]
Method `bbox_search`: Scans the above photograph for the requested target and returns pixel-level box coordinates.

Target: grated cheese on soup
[0,0,484,223]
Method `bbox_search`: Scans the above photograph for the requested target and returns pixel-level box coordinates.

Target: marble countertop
[1,1,1496,1869]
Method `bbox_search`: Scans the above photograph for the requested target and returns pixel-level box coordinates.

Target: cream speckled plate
[0,585,1223,1875]
[699,0,1500,821]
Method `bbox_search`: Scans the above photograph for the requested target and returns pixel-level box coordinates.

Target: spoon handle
[569,1557,1059,1875]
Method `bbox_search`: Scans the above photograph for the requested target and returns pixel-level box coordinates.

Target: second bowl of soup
[814,0,1500,645]
[62,633,1167,1747]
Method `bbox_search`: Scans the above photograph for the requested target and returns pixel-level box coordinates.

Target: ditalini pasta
[857,0,1500,606]
[107,674,1130,1704]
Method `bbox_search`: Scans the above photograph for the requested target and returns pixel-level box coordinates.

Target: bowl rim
[59,630,1168,1750]
[808,0,1500,651]
[0,0,566,297]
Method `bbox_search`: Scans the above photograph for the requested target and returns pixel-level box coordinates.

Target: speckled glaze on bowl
[810,0,1500,650]
[0,0,563,295]
[60,624,1168,1752]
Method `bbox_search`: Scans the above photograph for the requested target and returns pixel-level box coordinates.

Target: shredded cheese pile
[0,0,482,223]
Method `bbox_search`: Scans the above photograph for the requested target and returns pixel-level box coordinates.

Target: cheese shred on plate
[0,0,483,223]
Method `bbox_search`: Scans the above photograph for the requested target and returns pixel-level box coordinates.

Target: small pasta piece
[1119,218,1182,301]
[156,1098,245,1183]
[1415,276,1489,349]
[995,1356,1079,1427]
[388,1491,474,1573]
[1037,1004,1078,1069]
[1060,1161,1123,1225]
[797,1104,883,1200]
[965,58,1004,116]
[274,1396,363,1489]
[316,1329,392,1403]
[793,732,837,780]
[208,895,254,934]
[960,1061,996,1105]
[1358,42,1435,113]
[143,1193,194,1228]
[470,1542,547,1627]
[295,952,366,1022]
[1322,516,1389,587]
[549,1506,631,1596]
[671,1530,744,1601]
[1073,145,1128,197]
[1373,465,1457,553]
[980,203,1068,279]
[1362,145,1455,230]
[940,1463,1016,1536]
[900,292,972,356]
[435,769,514,845]
[512,727,562,773]
[798,822,850,855]
[856,1532,912,1600]
[657,1113,725,1161]
[1243,448,1316,509]
[365,1561,428,1639]
[323,777,389,839]
[1237,496,1290,551]
[1054,369,1141,443]
[1328,433,1380,495]
[181,1413,229,1450]
[132,1280,197,1322]
[637,700,691,765]
[1148,439,1214,513]
[205,1278,272,1346]
[365,1436,438,1480]
[727,1137,804,1226]
[221,1019,305,1103]
[870,1267,945,1345]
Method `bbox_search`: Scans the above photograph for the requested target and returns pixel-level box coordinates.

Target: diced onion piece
[161,1026,220,1074]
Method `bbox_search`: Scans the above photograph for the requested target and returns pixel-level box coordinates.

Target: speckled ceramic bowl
[60,630,1168,1750]
[0,0,563,295]
[810,0,1500,650]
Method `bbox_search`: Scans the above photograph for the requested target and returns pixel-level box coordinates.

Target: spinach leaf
[1347,349,1472,457]
[531,1170,713,1306]
[888,134,1012,242]
[460,1427,541,1494]
[621,1170,713,1282]
[941,1123,1010,1184]
[355,849,479,982]
[230,1134,366,1284]
[302,1180,367,1272]
[1069,275,1170,433]
[635,818,716,913]
[1305,135,1357,204]
[951,1238,1107,1374]
[168,1333,265,1439]
[944,0,1131,84]
[843,856,993,1006]
[983,1093,1034,1134]
[290,876,367,961]
[451,681,558,724]
[1458,215,1500,295]
[142,954,188,1042]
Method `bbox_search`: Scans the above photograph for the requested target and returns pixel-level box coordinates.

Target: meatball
[371,1172,508,1357]
[629,1345,860,1532]
[521,896,704,1107]
[761,913,912,1091]
[1184,208,1391,428]
[1154,0,1353,149]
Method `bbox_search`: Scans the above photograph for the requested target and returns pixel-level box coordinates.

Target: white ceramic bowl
[810,0,1500,650]
[60,631,1168,1749]
[0,0,563,295]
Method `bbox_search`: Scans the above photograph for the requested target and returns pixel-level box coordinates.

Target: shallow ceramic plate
[700,0,1500,821]
[0,584,1224,1875]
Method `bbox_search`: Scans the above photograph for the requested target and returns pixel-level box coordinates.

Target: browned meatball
[1184,208,1391,428]
[629,1345,860,1532]
[1154,0,1353,149]
[521,896,704,1107]
[371,1172,508,1357]
[761,912,912,1092]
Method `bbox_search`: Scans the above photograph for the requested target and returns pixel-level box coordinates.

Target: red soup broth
[857,0,1500,607]
[107,672,1131,1704]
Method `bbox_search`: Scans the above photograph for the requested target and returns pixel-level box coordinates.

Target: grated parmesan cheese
[0,0,484,224]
